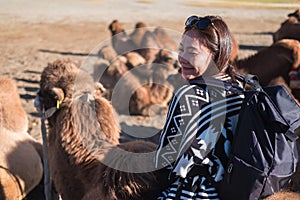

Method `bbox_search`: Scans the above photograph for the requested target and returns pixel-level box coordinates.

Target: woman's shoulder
[188,75,230,90]
[187,75,244,98]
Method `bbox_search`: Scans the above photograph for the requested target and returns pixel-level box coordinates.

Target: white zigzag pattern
[161,87,210,166]
[179,98,243,158]
[155,84,197,167]
[156,84,243,168]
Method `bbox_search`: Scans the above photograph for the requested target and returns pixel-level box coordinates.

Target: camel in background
[234,39,300,98]
[273,9,300,42]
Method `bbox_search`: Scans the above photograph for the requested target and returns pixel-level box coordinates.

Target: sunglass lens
[197,18,212,30]
[185,15,199,27]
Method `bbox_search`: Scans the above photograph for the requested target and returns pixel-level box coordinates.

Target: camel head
[35,59,120,144]
[287,9,300,22]
[108,20,125,35]
[34,59,96,118]
[135,22,147,28]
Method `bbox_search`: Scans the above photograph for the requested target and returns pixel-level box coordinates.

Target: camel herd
[1,9,300,200]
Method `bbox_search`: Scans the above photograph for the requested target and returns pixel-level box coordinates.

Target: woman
[154,15,244,199]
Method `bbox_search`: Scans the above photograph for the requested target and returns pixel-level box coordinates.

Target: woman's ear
[51,87,65,102]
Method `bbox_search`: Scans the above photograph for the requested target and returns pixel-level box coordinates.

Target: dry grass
[135,0,156,4]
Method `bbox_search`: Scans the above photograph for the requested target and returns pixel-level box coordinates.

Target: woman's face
[178,29,213,80]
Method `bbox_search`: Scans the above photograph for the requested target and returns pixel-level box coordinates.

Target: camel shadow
[38,49,98,57]
[239,44,268,51]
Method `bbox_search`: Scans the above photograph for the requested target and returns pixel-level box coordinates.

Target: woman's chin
[181,73,196,80]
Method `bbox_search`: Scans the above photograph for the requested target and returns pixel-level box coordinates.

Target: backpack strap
[234,73,262,90]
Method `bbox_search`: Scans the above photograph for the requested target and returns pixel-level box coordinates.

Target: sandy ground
[1,0,299,142]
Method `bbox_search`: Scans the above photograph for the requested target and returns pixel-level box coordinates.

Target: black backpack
[189,74,300,199]
[217,74,300,200]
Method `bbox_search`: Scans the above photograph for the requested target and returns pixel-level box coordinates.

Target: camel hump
[275,39,300,69]
[0,129,43,199]
[0,78,28,133]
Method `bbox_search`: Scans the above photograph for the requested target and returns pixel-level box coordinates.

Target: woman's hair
[184,15,236,78]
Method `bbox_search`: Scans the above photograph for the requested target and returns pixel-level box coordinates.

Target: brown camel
[153,26,178,52]
[130,22,148,48]
[35,59,169,200]
[234,39,300,88]
[0,78,43,200]
[108,20,138,55]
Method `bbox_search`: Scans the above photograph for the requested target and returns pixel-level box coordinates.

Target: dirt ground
[0,0,299,142]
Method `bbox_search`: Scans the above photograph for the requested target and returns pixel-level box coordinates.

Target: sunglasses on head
[185,15,215,30]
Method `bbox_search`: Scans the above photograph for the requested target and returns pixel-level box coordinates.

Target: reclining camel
[96,47,175,116]
[108,20,178,63]
[0,78,43,200]
[34,59,169,200]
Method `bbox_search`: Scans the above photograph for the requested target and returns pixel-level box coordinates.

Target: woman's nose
[178,54,189,64]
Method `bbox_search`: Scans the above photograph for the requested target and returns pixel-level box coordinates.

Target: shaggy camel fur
[0,78,43,200]
[35,59,169,200]
[264,191,300,200]
[234,39,300,88]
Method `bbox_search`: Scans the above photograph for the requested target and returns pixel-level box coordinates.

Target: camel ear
[52,87,65,102]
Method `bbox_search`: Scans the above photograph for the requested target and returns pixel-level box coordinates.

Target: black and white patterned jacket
[155,75,244,200]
